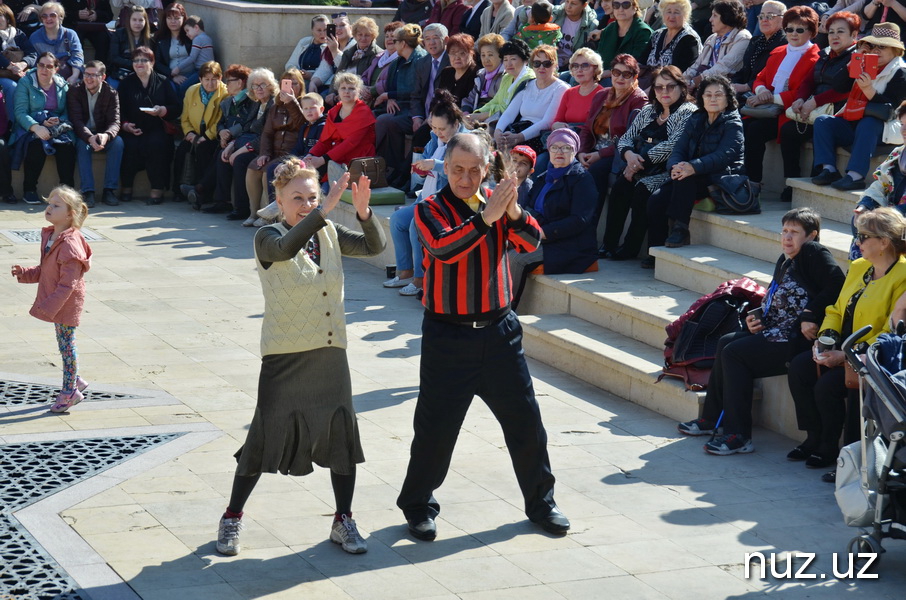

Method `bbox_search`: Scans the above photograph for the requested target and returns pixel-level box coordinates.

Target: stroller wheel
[847,534,883,568]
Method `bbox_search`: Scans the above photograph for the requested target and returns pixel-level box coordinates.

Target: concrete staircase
[518,181,861,441]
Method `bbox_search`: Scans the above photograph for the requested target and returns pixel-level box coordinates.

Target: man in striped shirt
[396,133,570,541]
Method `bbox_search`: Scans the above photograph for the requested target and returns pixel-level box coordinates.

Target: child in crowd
[503,0,537,40]
[172,15,215,93]
[257,93,328,222]
[11,187,92,414]
[510,144,536,205]
[515,1,562,50]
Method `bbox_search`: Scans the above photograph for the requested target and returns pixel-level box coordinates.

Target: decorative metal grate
[0,228,104,244]
[0,434,181,599]
[0,380,144,407]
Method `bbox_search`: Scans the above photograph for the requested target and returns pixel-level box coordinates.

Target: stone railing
[181,0,397,75]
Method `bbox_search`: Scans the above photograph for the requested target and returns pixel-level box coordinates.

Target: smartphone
[139,107,155,113]
[326,24,336,38]
[280,79,294,95]
[849,52,879,79]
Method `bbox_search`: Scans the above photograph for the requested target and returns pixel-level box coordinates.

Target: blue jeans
[812,114,885,178]
[389,201,423,278]
[76,136,124,192]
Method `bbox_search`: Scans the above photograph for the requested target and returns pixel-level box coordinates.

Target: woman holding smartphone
[677,208,844,456]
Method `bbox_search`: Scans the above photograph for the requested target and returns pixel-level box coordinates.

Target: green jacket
[473,66,535,121]
[597,17,653,68]
[514,23,563,50]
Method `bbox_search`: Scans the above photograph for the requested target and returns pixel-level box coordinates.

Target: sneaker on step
[383,276,413,288]
[704,433,754,456]
[677,418,717,436]
[399,282,422,296]
[216,516,243,556]
[330,514,368,554]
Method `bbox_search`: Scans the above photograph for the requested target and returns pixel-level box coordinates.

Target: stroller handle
[843,325,872,372]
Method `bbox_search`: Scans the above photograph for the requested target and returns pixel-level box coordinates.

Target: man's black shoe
[83,191,96,208]
[831,175,866,191]
[202,202,231,214]
[811,169,842,186]
[226,211,249,221]
[531,507,570,535]
[101,189,119,206]
[407,517,437,541]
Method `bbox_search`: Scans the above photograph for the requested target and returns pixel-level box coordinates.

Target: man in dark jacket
[67,60,122,207]
[460,0,490,39]
[61,0,113,62]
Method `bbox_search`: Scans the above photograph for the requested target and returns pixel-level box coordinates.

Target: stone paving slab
[2,201,906,599]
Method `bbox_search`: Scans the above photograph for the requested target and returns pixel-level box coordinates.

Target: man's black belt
[425,308,510,329]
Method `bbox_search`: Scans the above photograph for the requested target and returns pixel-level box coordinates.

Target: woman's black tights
[227,467,356,515]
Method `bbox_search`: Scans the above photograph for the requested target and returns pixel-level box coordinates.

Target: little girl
[11,186,93,413]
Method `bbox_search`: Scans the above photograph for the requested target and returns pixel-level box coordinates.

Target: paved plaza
[2,200,906,600]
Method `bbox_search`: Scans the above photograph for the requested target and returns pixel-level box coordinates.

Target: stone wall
[181,0,397,75]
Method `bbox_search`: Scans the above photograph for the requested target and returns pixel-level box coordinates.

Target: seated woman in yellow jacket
[787,207,906,479]
[174,60,228,207]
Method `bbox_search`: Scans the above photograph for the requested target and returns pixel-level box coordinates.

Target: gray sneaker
[216,516,243,556]
[330,515,367,554]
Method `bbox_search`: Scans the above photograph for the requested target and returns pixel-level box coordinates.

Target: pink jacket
[17,226,92,326]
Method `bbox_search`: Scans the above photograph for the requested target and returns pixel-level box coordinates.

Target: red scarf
[841,84,868,121]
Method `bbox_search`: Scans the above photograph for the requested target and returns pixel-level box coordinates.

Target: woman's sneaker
[330,514,367,554]
[703,434,754,456]
[50,389,83,413]
[383,276,412,288]
[216,515,243,556]
[399,282,422,296]
[677,418,717,436]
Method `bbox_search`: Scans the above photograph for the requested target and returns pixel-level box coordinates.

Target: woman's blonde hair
[352,16,378,40]
[857,207,906,256]
[570,48,604,81]
[41,1,65,20]
[658,0,692,21]
[273,156,320,196]
[333,71,363,93]
[278,68,306,99]
[48,186,88,229]
[396,23,422,48]
[247,67,278,97]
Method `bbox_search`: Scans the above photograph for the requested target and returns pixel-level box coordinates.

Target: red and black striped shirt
[415,185,542,320]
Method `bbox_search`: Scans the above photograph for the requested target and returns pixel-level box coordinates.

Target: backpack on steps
[657,278,767,391]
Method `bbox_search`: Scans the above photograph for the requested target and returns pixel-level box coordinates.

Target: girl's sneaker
[330,514,367,554]
[217,515,243,556]
[75,376,89,392]
[50,389,84,413]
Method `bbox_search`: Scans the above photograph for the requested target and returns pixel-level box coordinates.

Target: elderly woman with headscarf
[508,127,599,308]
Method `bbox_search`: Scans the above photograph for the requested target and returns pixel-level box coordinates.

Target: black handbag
[348,156,389,188]
[506,119,547,154]
[864,101,894,122]
[708,174,761,214]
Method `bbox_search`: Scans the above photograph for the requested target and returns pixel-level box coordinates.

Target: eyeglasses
[549,145,574,153]
[758,13,781,20]
[40,12,58,19]
[532,60,554,69]
[654,83,678,92]
[784,27,807,34]
[571,62,593,71]
[132,58,151,64]
[251,82,267,89]
[860,42,882,51]
[611,68,633,79]
[331,12,347,19]
[612,1,634,9]
[83,72,101,79]
[37,63,56,70]
[856,232,878,243]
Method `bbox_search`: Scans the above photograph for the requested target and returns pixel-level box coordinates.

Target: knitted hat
[510,145,537,166]
[546,128,580,153]
[860,22,905,51]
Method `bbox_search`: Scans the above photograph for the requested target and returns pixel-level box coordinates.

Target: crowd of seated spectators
[2,0,905,278]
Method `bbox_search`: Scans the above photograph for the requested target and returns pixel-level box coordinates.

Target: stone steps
[788,177,862,224]
[649,244,774,296]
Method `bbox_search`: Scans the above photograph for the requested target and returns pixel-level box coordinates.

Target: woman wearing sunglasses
[494,44,569,153]
[602,65,696,264]
[742,6,821,194]
[730,0,787,103]
[592,0,652,84]
[28,2,82,84]
[575,53,648,229]
[787,207,906,479]
[811,22,906,191]
[683,0,751,91]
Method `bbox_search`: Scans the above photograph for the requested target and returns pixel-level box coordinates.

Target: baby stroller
[838,324,906,563]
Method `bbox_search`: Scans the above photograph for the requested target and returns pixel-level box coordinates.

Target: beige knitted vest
[256,221,348,356]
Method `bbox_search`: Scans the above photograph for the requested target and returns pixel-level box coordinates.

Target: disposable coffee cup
[816,336,835,353]
[385,265,396,279]
[747,307,763,321]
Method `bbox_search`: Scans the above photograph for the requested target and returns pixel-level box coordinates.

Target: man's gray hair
[446,132,491,166]
[423,23,449,39]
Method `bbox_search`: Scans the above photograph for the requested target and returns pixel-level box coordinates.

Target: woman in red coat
[304,72,376,182]
[742,5,821,191]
